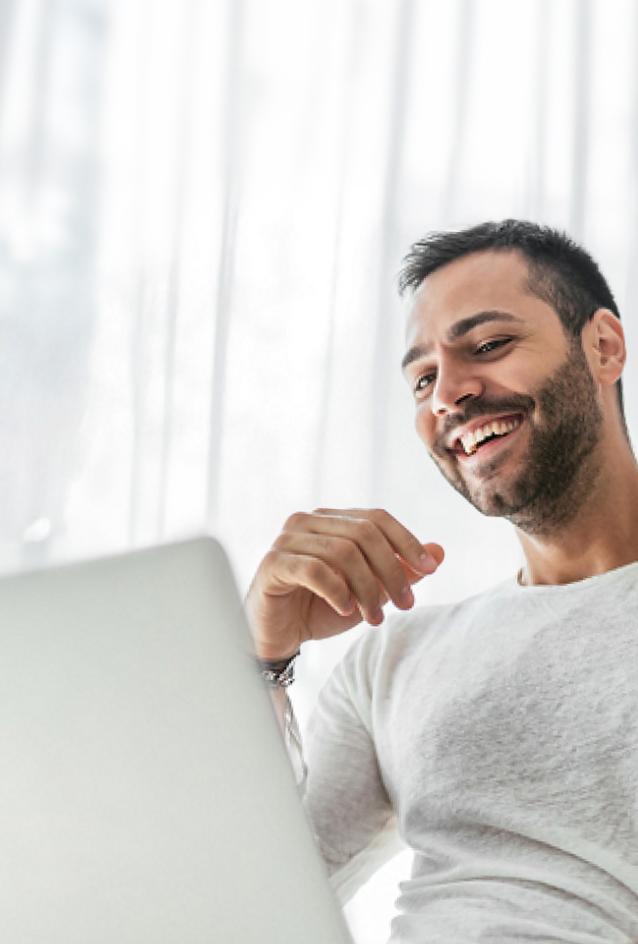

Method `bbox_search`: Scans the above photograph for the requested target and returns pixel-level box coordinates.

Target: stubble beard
[430,340,605,537]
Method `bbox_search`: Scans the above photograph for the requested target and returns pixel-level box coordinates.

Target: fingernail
[399,587,414,607]
[419,552,437,570]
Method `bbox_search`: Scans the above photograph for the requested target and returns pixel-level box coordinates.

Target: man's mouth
[450,413,525,460]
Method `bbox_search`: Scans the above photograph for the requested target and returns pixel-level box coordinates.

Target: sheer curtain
[1,1,637,940]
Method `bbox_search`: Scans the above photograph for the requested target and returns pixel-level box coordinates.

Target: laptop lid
[0,536,353,943]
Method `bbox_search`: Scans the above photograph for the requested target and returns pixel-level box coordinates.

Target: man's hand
[245,508,444,661]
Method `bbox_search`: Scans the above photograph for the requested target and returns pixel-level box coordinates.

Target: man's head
[398,220,630,536]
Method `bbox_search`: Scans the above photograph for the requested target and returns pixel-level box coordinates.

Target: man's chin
[434,456,521,517]
[456,481,516,517]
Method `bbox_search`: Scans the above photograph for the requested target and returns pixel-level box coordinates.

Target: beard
[429,339,604,537]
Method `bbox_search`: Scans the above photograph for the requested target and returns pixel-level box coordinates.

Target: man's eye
[475,338,511,355]
[413,339,512,394]
[414,372,435,393]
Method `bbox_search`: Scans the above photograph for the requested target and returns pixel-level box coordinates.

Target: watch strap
[258,650,300,688]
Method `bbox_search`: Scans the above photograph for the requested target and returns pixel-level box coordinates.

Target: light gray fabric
[300,561,638,943]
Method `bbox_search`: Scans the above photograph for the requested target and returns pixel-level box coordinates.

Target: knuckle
[304,558,327,582]
[314,533,333,554]
[271,532,291,552]
[369,507,390,524]
[355,518,376,540]
[339,539,361,565]
[283,511,306,531]
[329,570,347,594]
[261,548,280,571]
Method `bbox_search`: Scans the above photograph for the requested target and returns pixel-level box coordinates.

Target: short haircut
[398,219,629,441]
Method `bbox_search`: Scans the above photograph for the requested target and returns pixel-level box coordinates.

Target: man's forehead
[405,250,533,338]
[413,249,530,308]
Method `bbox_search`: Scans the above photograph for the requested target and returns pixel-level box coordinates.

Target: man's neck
[516,446,638,587]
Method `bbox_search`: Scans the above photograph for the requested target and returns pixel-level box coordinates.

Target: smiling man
[245,220,638,943]
[398,229,637,585]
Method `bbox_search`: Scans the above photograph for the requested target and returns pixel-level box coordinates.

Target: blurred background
[1,0,637,939]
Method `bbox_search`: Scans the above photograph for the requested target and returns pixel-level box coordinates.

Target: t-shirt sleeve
[298,633,402,904]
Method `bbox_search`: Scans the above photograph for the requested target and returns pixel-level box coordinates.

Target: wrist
[257,649,300,689]
[254,642,301,663]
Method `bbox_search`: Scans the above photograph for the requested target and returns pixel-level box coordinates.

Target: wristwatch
[258,651,300,688]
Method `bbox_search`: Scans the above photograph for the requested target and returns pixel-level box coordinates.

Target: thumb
[423,542,445,567]
[400,542,445,584]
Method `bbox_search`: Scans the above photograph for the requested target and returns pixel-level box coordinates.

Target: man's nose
[430,364,484,416]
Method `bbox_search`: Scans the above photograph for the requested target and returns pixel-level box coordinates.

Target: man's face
[402,250,604,533]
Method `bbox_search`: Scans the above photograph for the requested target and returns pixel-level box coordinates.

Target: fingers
[310,508,441,575]
[263,548,356,617]
[279,508,443,624]
[273,532,396,625]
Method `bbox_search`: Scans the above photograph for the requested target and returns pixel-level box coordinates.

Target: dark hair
[398,219,629,440]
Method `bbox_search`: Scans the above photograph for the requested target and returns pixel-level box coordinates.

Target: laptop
[0,535,353,944]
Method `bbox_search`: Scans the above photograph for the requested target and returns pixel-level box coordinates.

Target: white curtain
[1,1,637,939]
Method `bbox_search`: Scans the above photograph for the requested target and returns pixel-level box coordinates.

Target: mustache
[436,395,535,452]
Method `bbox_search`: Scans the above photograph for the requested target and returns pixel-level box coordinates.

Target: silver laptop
[0,535,353,944]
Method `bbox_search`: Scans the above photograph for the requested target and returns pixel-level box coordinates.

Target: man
[245,220,638,942]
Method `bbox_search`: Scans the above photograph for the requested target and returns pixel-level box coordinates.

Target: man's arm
[298,636,404,903]
[246,508,443,895]
[264,678,400,902]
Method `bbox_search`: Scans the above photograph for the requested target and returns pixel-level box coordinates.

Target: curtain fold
[206,0,244,531]
[570,0,591,240]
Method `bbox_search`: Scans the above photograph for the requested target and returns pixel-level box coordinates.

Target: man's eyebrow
[400,310,525,372]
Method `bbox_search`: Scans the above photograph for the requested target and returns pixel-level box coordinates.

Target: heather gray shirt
[300,562,638,943]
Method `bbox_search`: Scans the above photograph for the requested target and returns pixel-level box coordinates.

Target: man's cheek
[414,408,434,444]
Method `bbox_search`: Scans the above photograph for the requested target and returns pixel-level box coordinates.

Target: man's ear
[584,308,626,386]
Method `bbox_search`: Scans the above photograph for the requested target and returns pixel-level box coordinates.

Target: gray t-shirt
[300,562,638,943]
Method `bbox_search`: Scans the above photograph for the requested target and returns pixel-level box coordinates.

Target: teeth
[460,417,522,456]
